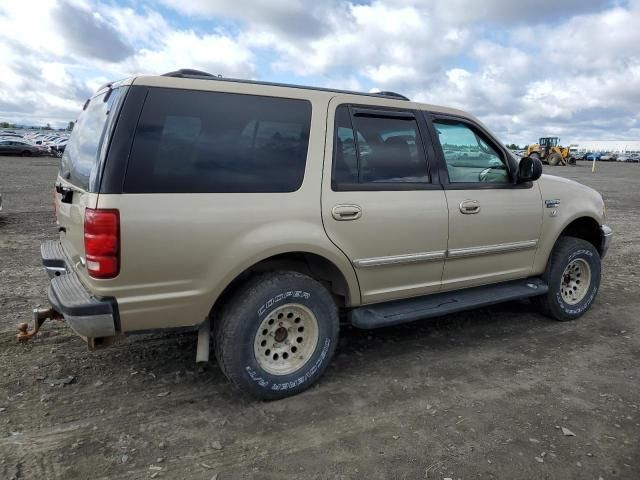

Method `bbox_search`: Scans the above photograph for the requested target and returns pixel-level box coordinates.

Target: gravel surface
[1,156,639,479]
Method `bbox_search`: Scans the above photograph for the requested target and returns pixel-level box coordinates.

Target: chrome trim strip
[354,240,538,268]
[447,239,538,258]
[354,251,447,268]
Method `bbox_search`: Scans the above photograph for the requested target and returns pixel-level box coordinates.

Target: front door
[429,116,543,291]
[321,99,449,304]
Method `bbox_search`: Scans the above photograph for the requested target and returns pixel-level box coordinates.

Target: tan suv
[33,69,612,399]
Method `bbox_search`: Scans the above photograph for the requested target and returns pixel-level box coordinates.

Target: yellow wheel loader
[526,137,575,166]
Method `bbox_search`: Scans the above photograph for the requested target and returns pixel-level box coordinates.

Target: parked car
[583,152,602,161]
[33,69,612,400]
[599,153,616,161]
[0,139,48,156]
[49,138,68,157]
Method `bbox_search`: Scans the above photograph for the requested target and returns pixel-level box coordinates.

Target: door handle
[332,204,362,221]
[459,199,481,214]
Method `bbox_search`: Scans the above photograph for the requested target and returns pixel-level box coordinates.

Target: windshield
[60,86,126,191]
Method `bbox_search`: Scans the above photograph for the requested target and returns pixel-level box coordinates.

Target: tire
[213,271,339,400]
[21,150,31,157]
[547,152,563,166]
[533,237,601,321]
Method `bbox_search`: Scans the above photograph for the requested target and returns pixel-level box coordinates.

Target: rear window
[124,88,312,193]
[60,87,126,191]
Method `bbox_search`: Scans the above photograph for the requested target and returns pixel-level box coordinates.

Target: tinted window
[333,105,429,189]
[61,87,125,190]
[124,89,312,193]
[433,120,509,184]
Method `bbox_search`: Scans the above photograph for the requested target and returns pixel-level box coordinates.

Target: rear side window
[61,87,125,191]
[124,89,312,193]
[333,105,429,190]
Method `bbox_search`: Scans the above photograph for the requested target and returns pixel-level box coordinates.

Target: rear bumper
[41,240,119,338]
[601,225,613,258]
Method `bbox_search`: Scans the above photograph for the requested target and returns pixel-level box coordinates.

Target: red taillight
[84,208,120,279]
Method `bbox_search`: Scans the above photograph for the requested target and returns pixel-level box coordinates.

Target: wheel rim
[254,303,319,376]
[560,258,592,305]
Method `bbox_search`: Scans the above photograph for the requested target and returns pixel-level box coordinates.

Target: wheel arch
[556,216,603,255]
[208,250,360,321]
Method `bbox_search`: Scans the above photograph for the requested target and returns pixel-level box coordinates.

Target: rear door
[321,99,449,304]
[55,87,126,273]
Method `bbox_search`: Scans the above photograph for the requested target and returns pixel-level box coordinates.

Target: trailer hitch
[16,308,64,342]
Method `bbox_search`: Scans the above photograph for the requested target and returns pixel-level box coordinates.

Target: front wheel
[533,237,601,321]
[213,271,339,400]
[547,152,563,166]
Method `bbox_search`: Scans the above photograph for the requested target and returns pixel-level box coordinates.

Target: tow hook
[16,308,64,342]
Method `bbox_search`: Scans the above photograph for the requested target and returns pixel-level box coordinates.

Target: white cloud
[125,30,255,78]
[0,0,638,145]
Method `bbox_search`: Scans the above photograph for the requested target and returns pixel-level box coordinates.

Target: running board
[350,278,548,329]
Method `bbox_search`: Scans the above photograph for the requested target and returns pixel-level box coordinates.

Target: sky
[0,0,639,145]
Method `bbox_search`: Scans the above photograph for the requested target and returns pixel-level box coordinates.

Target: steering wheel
[479,165,506,182]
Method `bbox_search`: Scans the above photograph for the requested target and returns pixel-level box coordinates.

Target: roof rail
[162,69,221,78]
[375,91,410,101]
[158,68,410,101]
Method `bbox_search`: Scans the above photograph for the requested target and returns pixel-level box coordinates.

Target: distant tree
[67,121,75,131]
[43,123,52,130]
[0,121,10,128]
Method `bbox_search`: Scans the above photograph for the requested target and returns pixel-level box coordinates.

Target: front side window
[333,105,429,189]
[433,120,509,184]
[124,89,312,193]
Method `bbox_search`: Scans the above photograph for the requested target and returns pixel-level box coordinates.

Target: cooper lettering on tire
[533,236,602,321]
[213,271,339,400]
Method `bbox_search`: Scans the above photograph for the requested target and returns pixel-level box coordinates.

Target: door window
[124,89,311,193]
[333,105,429,189]
[433,120,509,184]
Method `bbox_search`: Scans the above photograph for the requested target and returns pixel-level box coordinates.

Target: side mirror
[518,156,543,182]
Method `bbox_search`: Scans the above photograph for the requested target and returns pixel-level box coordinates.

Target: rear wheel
[533,237,601,321]
[21,150,31,157]
[547,152,563,166]
[213,271,339,400]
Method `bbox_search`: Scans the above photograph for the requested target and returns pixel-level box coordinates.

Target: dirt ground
[0,156,639,480]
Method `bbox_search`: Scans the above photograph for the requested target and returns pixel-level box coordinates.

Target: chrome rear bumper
[41,240,118,338]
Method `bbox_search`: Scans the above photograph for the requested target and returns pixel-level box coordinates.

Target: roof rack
[375,91,410,101]
[160,69,410,101]
[162,69,221,78]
